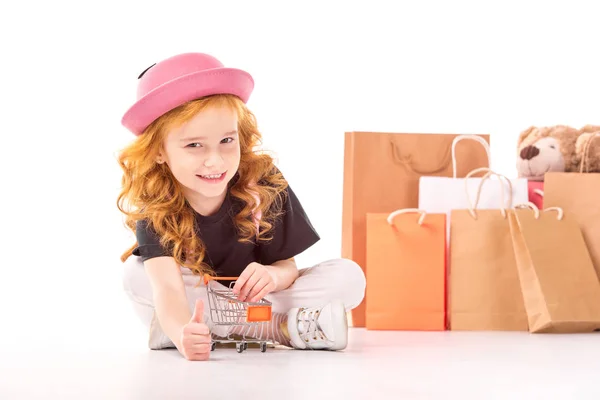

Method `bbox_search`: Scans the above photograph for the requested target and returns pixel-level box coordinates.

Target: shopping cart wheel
[243,342,248,350]
[260,342,267,353]
[236,343,243,353]
[211,342,216,351]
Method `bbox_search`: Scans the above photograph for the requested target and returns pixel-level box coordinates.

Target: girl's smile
[197,172,227,183]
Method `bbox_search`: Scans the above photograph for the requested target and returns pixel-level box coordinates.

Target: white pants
[122,256,366,349]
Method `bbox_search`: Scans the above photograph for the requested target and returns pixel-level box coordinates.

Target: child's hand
[232,262,277,303]
[179,299,211,361]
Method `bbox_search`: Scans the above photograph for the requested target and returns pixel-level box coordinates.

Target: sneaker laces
[296,307,331,348]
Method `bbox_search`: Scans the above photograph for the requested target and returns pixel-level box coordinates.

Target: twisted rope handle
[515,202,541,219]
[514,202,564,220]
[389,141,452,175]
[387,208,427,226]
[464,168,513,219]
[544,206,564,220]
[470,168,514,210]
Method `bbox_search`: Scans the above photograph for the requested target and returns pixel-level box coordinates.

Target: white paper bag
[418,135,528,231]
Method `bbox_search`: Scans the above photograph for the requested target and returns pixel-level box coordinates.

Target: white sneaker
[286,299,348,350]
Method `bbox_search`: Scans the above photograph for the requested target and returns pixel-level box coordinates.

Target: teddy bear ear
[575,133,596,171]
[518,126,537,145]
[576,133,600,154]
[576,133,591,151]
[580,125,600,134]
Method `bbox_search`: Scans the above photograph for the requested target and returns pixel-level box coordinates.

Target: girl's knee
[336,258,365,289]
[320,258,366,309]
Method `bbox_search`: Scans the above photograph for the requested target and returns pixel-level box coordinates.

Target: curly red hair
[116,94,288,277]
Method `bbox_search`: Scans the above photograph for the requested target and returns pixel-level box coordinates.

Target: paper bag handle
[473,170,513,211]
[579,132,600,173]
[465,167,514,210]
[390,141,451,175]
[387,208,426,226]
[544,206,564,220]
[451,135,491,178]
[515,202,541,219]
[465,168,513,219]
[514,202,564,220]
[465,167,497,180]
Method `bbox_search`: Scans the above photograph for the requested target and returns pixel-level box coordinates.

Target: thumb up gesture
[179,298,212,361]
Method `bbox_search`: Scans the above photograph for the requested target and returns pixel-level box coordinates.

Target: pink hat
[121,52,254,136]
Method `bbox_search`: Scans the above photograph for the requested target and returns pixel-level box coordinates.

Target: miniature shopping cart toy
[203,274,273,353]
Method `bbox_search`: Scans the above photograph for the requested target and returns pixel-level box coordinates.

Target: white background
[1,0,598,349]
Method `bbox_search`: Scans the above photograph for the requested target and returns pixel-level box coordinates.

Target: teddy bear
[516,124,581,181]
[517,124,600,209]
[575,125,600,173]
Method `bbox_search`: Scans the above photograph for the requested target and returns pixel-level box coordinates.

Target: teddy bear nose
[520,145,540,160]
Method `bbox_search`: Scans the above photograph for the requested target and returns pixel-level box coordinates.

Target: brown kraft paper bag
[342,131,490,327]
[449,170,528,331]
[508,203,600,333]
[543,133,600,281]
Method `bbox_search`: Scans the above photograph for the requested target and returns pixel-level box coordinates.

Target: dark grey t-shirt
[132,178,320,277]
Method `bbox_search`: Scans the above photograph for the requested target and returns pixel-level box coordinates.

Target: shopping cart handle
[203,274,239,285]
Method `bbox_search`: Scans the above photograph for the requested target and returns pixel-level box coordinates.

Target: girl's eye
[186,138,234,148]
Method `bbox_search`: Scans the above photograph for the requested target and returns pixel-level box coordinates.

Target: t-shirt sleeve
[132,219,172,262]
[257,183,320,266]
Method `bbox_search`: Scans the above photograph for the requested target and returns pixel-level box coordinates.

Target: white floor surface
[2,328,600,399]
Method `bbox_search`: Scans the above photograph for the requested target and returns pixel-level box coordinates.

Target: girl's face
[158,105,241,208]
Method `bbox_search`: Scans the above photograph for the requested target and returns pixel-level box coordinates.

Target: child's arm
[233,258,299,302]
[265,257,299,292]
[143,257,198,352]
